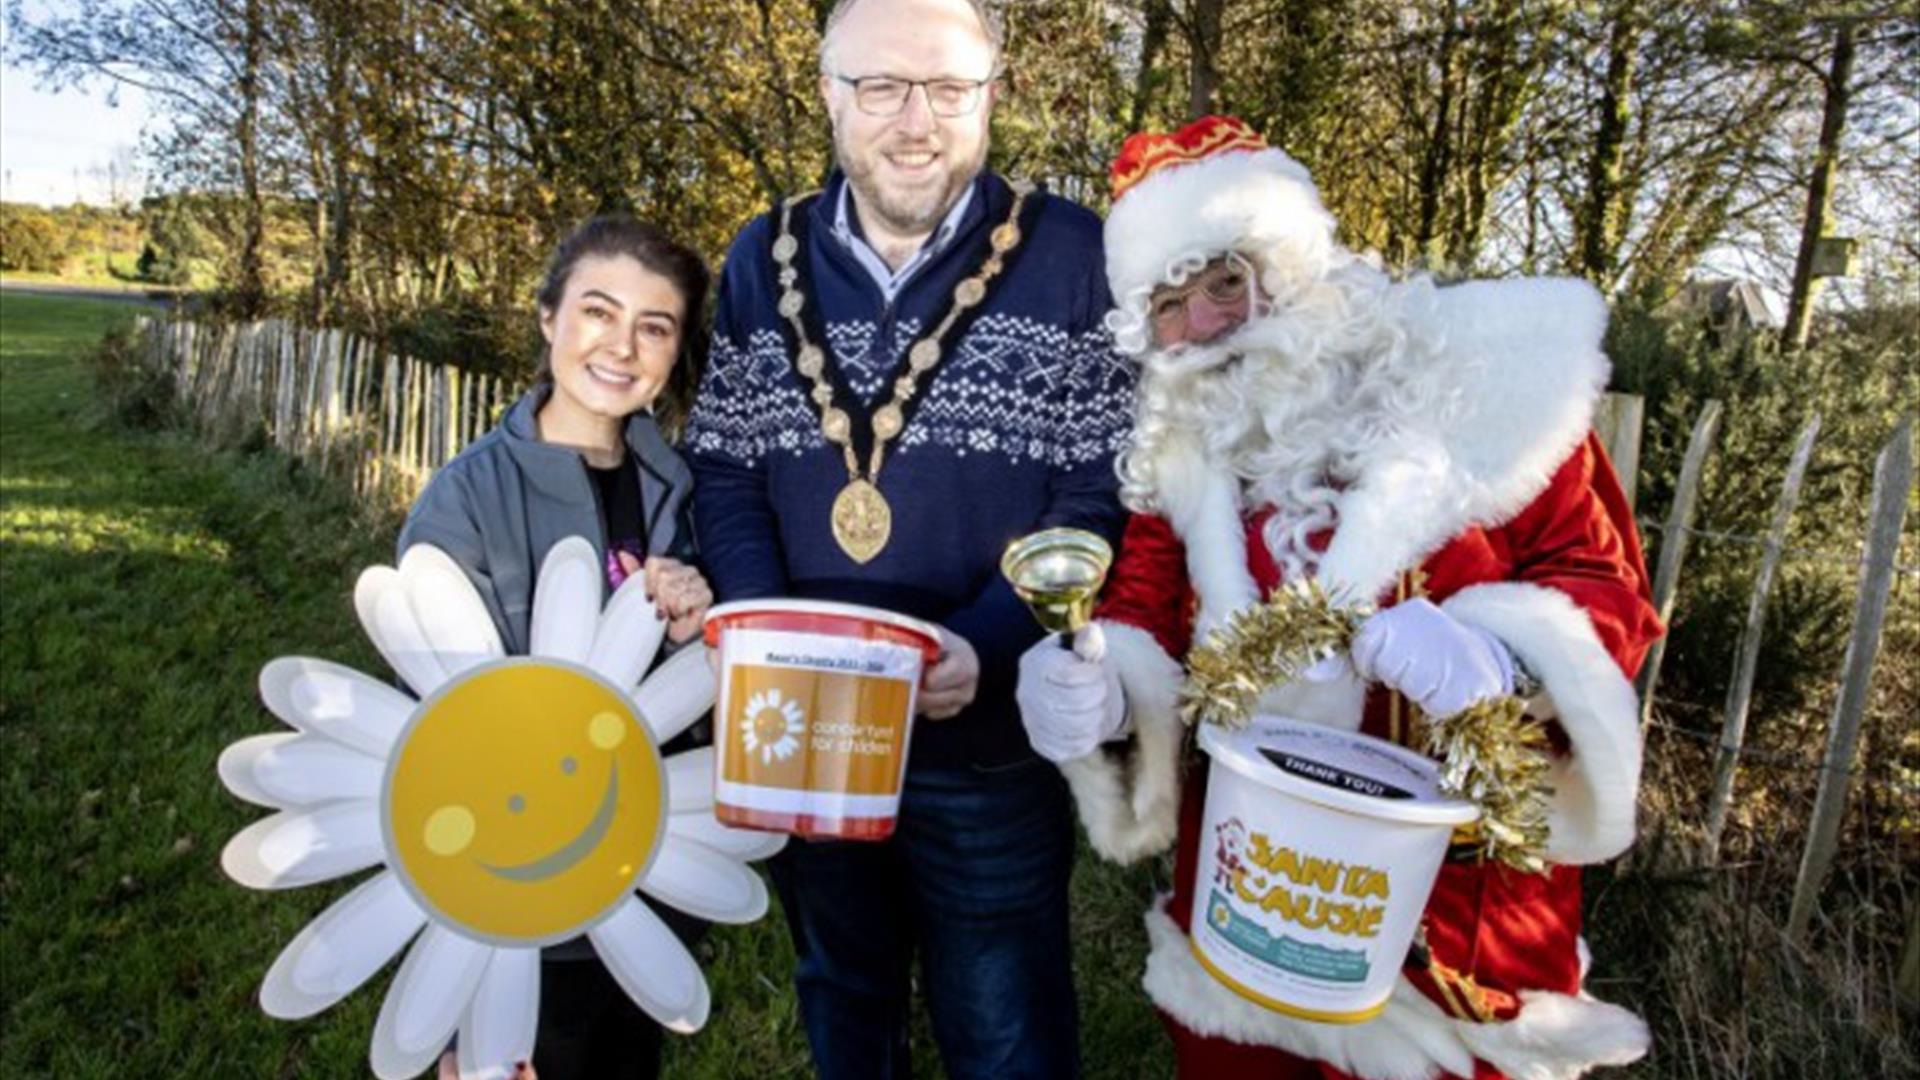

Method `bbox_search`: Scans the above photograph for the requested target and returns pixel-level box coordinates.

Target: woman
[400,214,714,1080]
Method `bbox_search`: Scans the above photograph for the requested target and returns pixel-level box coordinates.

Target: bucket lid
[704,598,943,650]
[1199,718,1479,826]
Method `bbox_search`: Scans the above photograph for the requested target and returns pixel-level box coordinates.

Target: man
[1016,116,1664,1079]
[683,1,1132,1076]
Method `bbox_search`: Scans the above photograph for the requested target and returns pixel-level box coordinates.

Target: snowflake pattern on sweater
[688,313,1131,470]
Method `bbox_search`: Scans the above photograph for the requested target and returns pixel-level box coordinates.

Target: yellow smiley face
[383,659,664,944]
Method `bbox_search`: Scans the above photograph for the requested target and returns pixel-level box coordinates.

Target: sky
[1,13,152,207]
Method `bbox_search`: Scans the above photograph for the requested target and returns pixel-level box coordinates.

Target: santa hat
[1103,116,1339,345]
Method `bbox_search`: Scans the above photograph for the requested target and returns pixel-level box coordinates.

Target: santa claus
[1015,116,1665,1079]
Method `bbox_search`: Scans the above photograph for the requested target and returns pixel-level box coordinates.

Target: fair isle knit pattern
[687,314,1132,470]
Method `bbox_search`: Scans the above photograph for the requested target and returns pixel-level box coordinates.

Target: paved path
[0,279,185,309]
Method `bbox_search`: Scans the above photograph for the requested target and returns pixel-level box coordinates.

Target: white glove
[1016,623,1127,763]
[1349,598,1514,718]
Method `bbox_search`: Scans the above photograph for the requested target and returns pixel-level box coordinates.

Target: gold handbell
[1000,527,1113,646]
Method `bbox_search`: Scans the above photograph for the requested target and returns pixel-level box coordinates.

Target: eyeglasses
[832,74,997,118]
[1148,256,1255,338]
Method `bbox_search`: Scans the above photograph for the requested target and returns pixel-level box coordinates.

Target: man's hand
[1016,624,1126,762]
[918,626,980,720]
[1349,598,1514,718]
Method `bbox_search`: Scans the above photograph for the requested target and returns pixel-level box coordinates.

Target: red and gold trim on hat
[1109,115,1270,204]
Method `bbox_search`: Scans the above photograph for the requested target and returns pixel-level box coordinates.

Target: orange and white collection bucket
[703,600,943,841]
[1192,717,1479,1023]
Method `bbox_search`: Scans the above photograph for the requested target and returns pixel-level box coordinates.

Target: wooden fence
[1623,399,1915,976]
[139,316,517,505]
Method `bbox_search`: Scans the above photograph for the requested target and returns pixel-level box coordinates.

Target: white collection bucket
[1192,718,1479,1024]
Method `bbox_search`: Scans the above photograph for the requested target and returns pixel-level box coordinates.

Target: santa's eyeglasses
[1148,254,1258,340]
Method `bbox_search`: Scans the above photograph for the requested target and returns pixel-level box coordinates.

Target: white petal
[218,733,296,808]
[221,801,384,890]
[664,747,714,813]
[586,572,669,690]
[457,948,539,1080]
[640,837,768,924]
[667,810,787,862]
[370,927,492,1080]
[529,536,601,663]
[400,544,504,677]
[260,871,426,1019]
[588,896,710,1033]
[379,587,456,699]
[358,566,454,697]
[219,733,384,810]
[354,564,397,658]
[633,644,716,744]
[259,657,414,757]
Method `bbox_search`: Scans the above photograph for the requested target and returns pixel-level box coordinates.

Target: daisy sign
[217,539,784,1080]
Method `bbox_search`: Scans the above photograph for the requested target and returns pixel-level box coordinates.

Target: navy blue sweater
[686,171,1135,769]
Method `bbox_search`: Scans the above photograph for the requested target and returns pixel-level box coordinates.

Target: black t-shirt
[588,456,647,591]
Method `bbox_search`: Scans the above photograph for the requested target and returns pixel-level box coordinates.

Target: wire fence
[1638,519,1920,575]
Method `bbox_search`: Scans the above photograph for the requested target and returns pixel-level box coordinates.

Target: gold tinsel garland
[1178,581,1553,873]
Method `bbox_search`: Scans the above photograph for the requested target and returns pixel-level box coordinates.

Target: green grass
[0,292,1171,1077]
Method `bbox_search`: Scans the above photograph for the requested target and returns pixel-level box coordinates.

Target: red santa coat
[1058,279,1664,1080]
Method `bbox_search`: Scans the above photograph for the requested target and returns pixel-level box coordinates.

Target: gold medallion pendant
[831,478,892,564]
[773,181,1034,565]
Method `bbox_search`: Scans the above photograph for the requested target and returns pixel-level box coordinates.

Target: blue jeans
[768,757,1081,1080]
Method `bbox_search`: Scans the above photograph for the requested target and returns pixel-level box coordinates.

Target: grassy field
[0,292,1170,1078]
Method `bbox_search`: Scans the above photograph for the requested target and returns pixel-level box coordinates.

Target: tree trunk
[235,0,267,315]
[1187,0,1224,120]
[322,13,353,322]
[1784,23,1855,350]
[1413,1,1461,265]
[1576,0,1640,289]
[1130,0,1172,135]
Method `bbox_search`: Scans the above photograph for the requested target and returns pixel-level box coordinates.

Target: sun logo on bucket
[1210,899,1233,931]
[742,690,806,765]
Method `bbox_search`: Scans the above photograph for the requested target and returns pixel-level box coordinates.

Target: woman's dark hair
[533,214,712,436]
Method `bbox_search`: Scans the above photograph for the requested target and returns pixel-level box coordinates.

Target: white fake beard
[1119,285,1454,582]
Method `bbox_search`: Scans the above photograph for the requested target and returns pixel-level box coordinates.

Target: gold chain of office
[772,180,1033,563]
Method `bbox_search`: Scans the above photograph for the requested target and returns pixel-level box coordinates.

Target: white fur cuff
[1441,582,1644,864]
[1057,621,1187,864]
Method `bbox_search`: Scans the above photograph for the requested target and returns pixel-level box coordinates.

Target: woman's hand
[618,553,713,644]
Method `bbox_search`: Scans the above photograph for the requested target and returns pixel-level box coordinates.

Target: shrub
[0,205,68,273]
[83,324,179,430]
[382,295,538,380]
[1610,296,1917,729]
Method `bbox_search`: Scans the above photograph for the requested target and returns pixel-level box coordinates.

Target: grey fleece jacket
[397,384,698,654]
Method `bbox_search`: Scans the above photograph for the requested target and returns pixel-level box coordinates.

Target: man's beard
[835,131,986,238]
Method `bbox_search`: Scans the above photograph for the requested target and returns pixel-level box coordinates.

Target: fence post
[1787,416,1914,941]
[1702,414,1821,861]
[1902,894,1920,1006]
[1638,399,1724,728]
[1595,391,1645,511]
